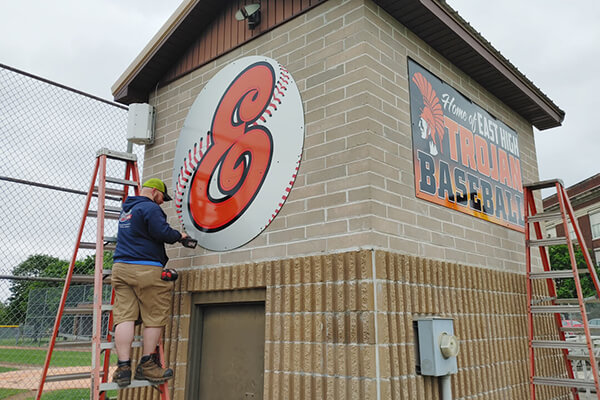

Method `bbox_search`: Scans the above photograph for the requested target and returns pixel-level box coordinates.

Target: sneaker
[134,356,173,384]
[112,364,132,387]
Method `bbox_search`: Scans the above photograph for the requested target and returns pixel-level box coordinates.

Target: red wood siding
[162,0,325,83]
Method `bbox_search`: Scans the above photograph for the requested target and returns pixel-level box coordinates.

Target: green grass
[0,388,28,399]
[0,348,90,367]
[25,388,118,400]
[0,366,17,373]
[0,348,116,367]
[0,338,47,347]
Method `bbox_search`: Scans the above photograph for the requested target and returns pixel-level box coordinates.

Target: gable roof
[112,0,564,130]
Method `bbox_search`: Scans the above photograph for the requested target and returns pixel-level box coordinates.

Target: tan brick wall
[120,250,568,400]
[144,0,537,274]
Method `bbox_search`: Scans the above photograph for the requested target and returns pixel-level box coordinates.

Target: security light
[235,4,261,30]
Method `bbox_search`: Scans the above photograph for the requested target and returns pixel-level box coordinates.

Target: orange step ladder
[36,148,171,400]
[524,178,600,399]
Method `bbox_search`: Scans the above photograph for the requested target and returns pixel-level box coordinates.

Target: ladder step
[96,148,138,162]
[88,210,121,220]
[533,376,596,390]
[54,340,93,348]
[530,269,589,279]
[527,210,563,223]
[556,296,600,304]
[100,379,158,391]
[80,242,116,251]
[523,179,564,191]
[94,186,125,198]
[532,296,554,305]
[531,305,581,313]
[46,371,106,382]
[568,353,600,362]
[63,304,113,315]
[532,340,589,350]
[100,340,143,350]
[106,176,138,187]
[561,326,600,335]
[527,237,569,247]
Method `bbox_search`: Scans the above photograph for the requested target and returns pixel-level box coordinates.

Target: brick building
[543,173,600,266]
[112,0,568,399]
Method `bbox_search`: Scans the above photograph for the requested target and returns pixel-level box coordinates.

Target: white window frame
[590,211,600,240]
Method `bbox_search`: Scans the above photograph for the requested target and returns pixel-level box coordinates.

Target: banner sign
[408,59,524,232]
[173,56,304,250]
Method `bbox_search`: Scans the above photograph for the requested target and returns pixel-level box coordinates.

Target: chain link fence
[0,63,143,399]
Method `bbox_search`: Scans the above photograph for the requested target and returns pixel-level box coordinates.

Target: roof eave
[112,0,565,130]
[111,0,200,103]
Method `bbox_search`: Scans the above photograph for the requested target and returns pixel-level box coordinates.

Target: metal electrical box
[126,103,155,144]
[415,317,458,376]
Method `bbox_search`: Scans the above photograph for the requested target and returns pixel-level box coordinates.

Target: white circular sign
[172,56,304,251]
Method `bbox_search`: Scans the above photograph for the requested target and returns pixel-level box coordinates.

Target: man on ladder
[111,178,188,387]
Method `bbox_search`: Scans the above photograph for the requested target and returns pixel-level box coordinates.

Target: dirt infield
[0,365,116,390]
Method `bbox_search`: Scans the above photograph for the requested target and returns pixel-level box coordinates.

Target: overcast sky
[1,0,598,188]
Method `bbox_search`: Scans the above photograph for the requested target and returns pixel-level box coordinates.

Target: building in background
[112,0,567,399]
[544,173,600,266]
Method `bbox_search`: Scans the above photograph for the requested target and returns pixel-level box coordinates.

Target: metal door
[191,302,265,400]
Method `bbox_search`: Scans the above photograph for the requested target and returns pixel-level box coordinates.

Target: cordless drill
[160,236,197,281]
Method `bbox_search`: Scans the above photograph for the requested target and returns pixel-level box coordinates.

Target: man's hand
[179,233,197,249]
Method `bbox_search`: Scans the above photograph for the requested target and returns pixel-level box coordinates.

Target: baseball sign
[172,56,304,250]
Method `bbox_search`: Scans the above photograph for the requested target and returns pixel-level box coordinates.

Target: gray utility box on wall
[126,103,155,145]
[415,317,459,376]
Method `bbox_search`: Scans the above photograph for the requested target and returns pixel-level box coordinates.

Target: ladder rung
[100,340,143,350]
[533,376,596,390]
[532,340,588,349]
[80,242,116,251]
[54,340,93,348]
[561,326,600,335]
[530,269,589,279]
[46,371,105,382]
[88,210,121,220]
[100,379,158,391]
[55,340,142,350]
[105,206,122,213]
[63,307,93,315]
[96,148,138,162]
[568,353,600,361]
[532,296,557,304]
[106,332,142,340]
[527,210,563,223]
[94,186,125,198]
[106,176,138,187]
[531,305,581,313]
[523,179,564,191]
[63,304,113,314]
[556,296,600,304]
[527,237,569,247]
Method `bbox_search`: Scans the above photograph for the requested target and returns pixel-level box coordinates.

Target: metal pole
[440,375,452,400]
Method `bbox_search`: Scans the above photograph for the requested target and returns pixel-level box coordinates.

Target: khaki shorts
[111,262,173,327]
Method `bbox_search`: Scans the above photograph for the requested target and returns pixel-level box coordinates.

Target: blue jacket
[113,196,182,267]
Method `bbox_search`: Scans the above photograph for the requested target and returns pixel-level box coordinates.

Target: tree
[0,252,113,325]
[1,255,67,325]
[549,245,599,299]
